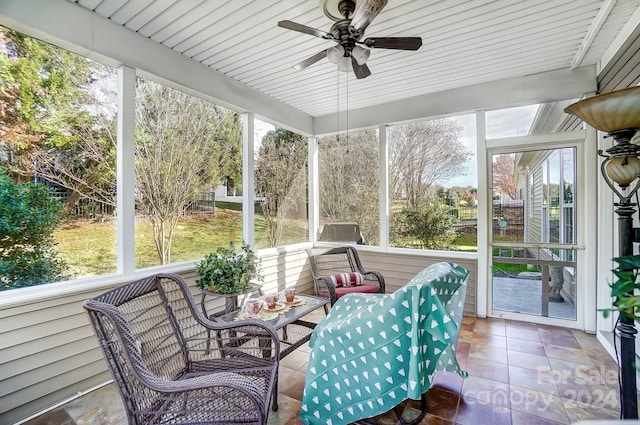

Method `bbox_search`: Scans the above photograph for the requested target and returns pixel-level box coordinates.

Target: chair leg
[394,395,427,425]
[271,371,279,412]
[353,394,427,425]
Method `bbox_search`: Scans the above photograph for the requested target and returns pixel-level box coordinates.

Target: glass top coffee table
[215,294,329,411]
[216,294,328,359]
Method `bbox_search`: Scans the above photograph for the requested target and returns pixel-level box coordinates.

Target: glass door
[489,147,578,321]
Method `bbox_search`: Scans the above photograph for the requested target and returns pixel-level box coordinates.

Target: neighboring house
[515,147,577,304]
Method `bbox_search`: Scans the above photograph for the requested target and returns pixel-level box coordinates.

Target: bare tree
[255,129,307,247]
[389,119,471,207]
[319,129,379,244]
[492,153,518,199]
[135,79,239,264]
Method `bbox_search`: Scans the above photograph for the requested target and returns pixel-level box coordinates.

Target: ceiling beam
[313,66,597,136]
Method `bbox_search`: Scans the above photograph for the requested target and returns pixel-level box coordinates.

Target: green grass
[55,205,481,278]
[53,207,308,278]
[492,261,531,276]
[451,232,478,252]
[53,220,119,277]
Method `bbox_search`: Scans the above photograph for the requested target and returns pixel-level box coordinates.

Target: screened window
[254,126,308,249]
[318,129,379,246]
[388,115,477,251]
[134,77,242,267]
[1,26,118,289]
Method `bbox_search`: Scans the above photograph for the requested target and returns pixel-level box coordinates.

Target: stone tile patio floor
[23,315,625,425]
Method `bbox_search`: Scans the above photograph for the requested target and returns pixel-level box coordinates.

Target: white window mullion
[117,65,136,275]
[476,110,489,317]
[379,125,389,249]
[308,136,319,243]
[242,113,255,247]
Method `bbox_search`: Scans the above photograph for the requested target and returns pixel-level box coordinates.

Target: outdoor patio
[493,277,577,320]
[22,315,622,425]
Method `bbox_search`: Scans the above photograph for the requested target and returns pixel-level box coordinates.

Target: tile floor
[23,316,624,425]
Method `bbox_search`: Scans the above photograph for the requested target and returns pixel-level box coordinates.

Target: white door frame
[484,130,593,330]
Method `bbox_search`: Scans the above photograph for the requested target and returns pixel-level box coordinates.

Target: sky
[254,104,540,189]
[446,104,540,188]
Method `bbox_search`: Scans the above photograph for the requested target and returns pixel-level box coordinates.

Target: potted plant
[601,255,640,419]
[196,242,262,294]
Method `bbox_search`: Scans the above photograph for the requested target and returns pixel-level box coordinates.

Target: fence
[445,201,524,236]
[492,200,524,237]
[51,190,116,220]
[55,191,217,220]
[448,206,478,232]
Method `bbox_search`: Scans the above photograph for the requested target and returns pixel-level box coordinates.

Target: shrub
[0,168,68,289]
[390,194,457,250]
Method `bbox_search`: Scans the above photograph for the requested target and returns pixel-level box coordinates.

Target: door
[489,145,580,324]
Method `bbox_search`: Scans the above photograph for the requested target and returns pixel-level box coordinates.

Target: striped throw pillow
[328,272,364,287]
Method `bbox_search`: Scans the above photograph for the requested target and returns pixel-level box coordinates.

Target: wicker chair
[83,273,279,425]
[306,246,385,305]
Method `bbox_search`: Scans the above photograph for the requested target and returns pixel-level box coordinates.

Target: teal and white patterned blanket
[300,262,469,425]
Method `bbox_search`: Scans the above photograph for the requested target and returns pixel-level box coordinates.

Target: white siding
[357,249,477,317]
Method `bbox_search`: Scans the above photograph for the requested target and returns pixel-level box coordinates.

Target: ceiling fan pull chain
[346,70,349,145]
[337,66,340,142]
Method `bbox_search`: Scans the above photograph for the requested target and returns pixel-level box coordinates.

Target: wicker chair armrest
[363,270,386,293]
[202,315,278,335]
[318,276,338,301]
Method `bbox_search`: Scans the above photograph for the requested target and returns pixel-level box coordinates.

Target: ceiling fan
[278,0,422,79]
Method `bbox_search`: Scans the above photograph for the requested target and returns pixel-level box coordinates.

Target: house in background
[514,147,578,306]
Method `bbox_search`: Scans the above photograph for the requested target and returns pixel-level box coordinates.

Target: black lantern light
[565,86,640,419]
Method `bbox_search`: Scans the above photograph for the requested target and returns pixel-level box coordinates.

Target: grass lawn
[54,205,476,278]
[451,231,478,252]
[54,207,306,278]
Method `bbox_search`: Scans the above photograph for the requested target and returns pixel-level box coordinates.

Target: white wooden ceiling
[68,0,638,119]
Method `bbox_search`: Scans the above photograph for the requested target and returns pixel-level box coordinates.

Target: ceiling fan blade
[363,37,422,50]
[278,20,333,40]
[350,0,388,31]
[351,56,371,79]
[293,50,328,70]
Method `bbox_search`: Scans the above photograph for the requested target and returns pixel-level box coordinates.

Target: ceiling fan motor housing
[330,21,361,56]
[337,0,356,19]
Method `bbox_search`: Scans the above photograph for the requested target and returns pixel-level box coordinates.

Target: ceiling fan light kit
[327,45,346,63]
[351,45,370,65]
[278,0,422,79]
[337,58,352,72]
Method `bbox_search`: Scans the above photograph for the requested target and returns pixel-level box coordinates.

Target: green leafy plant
[0,168,69,290]
[390,194,457,250]
[195,242,262,294]
[602,255,640,321]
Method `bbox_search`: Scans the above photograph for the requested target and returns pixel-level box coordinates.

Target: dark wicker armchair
[83,273,279,425]
[306,246,385,305]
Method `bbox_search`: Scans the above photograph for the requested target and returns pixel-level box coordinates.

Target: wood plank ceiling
[68,0,639,118]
